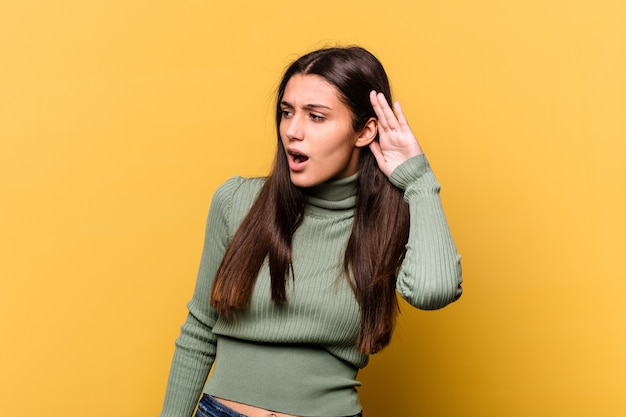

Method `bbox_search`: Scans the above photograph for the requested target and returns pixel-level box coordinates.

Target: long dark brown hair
[210,46,410,354]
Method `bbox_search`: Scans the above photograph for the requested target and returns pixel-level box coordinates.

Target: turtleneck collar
[304,173,358,215]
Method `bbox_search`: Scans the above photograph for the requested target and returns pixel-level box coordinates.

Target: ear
[355,117,378,148]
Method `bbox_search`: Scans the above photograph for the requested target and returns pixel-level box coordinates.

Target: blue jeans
[195,394,363,417]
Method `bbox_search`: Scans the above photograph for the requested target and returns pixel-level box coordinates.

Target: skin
[279,74,377,188]
[368,90,423,176]
[214,76,424,417]
[212,398,298,417]
[279,74,422,189]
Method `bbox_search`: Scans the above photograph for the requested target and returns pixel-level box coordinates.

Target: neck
[304,174,358,214]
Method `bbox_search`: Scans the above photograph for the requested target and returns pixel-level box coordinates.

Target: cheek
[325,132,358,157]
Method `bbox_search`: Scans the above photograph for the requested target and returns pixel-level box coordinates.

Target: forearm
[160,179,236,416]
[159,311,217,417]
[391,154,463,309]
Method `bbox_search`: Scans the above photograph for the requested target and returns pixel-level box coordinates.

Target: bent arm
[159,179,237,417]
[391,154,463,309]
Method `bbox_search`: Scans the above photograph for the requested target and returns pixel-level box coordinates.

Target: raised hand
[369,91,423,177]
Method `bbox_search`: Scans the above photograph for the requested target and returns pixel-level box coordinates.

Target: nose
[284,114,304,141]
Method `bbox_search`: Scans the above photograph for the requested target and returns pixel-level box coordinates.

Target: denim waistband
[195,394,362,417]
[196,394,249,417]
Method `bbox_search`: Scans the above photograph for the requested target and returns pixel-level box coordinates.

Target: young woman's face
[279,74,371,188]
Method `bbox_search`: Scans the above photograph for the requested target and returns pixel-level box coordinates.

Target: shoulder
[211,176,266,228]
[213,176,266,204]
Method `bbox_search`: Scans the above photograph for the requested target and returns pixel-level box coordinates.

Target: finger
[370,91,394,131]
[376,92,400,131]
[368,140,385,166]
[369,141,394,177]
[369,91,388,127]
[393,101,411,132]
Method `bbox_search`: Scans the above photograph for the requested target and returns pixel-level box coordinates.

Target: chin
[289,174,322,188]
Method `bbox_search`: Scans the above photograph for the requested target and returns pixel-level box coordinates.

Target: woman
[160,46,463,417]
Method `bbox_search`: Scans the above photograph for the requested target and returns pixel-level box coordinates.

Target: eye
[281,109,293,118]
[309,113,325,122]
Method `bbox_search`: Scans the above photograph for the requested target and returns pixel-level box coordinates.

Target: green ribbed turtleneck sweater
[160,154,463,417]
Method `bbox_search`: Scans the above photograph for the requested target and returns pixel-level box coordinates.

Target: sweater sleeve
[159,178,239,417]
[390,154,463,310]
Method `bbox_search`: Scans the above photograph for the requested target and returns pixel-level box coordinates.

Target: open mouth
[289,151,309,164]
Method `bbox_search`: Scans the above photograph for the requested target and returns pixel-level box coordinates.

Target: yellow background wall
[1,0,624,416]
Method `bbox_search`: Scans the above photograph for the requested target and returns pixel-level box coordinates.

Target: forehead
[282,74,343,105]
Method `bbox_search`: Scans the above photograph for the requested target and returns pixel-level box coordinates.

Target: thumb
[368,141,391,177]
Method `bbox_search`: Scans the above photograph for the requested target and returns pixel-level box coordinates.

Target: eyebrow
[280,100,332,111]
